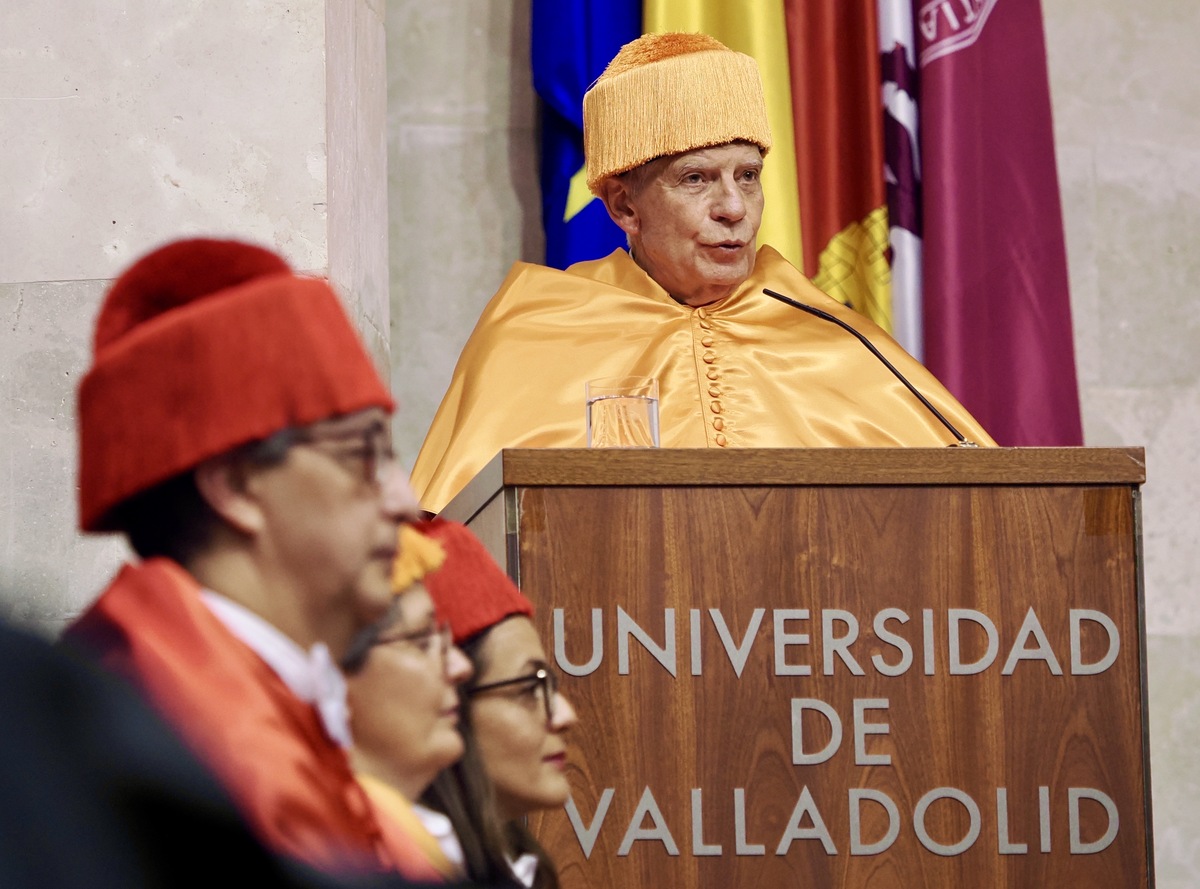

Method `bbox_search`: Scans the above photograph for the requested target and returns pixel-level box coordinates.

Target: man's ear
[598,176,641,238]
[194,456,265,536]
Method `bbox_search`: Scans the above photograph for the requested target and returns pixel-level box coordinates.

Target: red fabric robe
[62,558,441,880]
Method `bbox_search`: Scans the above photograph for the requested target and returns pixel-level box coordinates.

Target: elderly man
[411,32,993,513]
[61,238,439,879]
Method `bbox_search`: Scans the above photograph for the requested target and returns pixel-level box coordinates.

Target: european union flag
[532,0,642,269]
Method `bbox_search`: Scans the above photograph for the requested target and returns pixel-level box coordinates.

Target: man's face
[247,407,417,658]
[607,142,764,308]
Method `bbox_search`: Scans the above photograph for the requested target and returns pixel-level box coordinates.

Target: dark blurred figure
[0,619,464,889]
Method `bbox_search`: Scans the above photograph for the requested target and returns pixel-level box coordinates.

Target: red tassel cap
[417,518,534,645]
[78,238,393,531]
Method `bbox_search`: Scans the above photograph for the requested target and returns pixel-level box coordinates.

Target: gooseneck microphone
[762,288,978,448]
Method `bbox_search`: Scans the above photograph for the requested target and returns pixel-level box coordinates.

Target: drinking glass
[585,377,660,448]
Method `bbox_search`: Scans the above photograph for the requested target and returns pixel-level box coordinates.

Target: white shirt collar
[411,804,538,888]
[200,591,353,749]
[412,803,466,871]
[509,852,539,888]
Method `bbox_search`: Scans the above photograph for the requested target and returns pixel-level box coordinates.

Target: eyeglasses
[467,667,559,724]
[293,420,396,487]
[372,620,454,662]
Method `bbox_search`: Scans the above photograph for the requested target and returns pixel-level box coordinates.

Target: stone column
[385,0,542,466]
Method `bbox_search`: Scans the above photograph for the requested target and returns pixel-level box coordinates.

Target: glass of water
[585,377,660,448]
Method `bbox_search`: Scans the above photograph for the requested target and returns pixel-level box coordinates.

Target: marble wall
[385,0,542,467]
[1042,2,1200,885]
[0,0,388,629]
[329,0,392,371]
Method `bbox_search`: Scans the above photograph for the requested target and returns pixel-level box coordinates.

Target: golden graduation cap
[583,32,773,194]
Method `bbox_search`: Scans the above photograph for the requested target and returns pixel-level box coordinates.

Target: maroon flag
[918,0,1083,445]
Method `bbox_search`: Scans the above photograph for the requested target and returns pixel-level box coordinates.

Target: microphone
[762,288,979,447]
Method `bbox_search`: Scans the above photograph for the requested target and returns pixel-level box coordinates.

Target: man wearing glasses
[62,238,434,878]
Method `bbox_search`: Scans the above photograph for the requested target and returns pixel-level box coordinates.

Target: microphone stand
[763,288,979,448]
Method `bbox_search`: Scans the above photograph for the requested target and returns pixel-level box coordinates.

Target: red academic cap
[77,237,393,531]
[418,518,534,645]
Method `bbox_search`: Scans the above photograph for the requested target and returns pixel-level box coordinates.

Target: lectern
[441,448,1151,888]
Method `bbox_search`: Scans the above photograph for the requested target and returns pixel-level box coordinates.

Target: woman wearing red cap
[347,524,475,880]
[419,519,578,889]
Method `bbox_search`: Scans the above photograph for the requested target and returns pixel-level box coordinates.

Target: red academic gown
[62,558,441,880]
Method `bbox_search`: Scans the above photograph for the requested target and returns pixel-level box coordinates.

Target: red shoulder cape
[64,559,441,879]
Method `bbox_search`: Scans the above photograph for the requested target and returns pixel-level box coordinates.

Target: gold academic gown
[411,246,994,513]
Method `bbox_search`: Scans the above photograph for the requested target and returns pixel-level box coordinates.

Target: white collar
[412,803,465,870]
[410,804,538,888]
[200,591,352,748]
[509,852,539,887]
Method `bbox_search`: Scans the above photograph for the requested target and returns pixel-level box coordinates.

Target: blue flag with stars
[532,0,642,269]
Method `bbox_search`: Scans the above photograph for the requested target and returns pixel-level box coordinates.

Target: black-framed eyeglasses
[293,420,395,487]
[372,620,453,662]
[466,667,559,724]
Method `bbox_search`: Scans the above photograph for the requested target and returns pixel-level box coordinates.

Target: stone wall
[0,0,388,630]
[1043,2,1200,884]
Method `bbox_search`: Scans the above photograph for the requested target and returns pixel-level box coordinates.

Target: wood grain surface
[504,470,1149,888]
[440,450,1146,528]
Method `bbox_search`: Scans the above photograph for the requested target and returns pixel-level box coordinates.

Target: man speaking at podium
[411,32,993,514]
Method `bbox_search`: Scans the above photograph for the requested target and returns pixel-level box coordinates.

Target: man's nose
[711,175,747,222]
[378,461,421,521]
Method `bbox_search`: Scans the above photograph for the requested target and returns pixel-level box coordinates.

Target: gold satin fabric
[356,773,457,880]
[411,247,994,513]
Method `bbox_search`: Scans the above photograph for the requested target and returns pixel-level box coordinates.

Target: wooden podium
[441,448,1152,888]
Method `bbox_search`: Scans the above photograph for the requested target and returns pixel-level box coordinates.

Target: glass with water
[585,377,660,448]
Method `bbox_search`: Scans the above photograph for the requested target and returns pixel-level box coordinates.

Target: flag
[917,0,1083,445]
[783,0,893,333]
[644,0,804,269]
[878,0,924,357]
[531,0,641,269]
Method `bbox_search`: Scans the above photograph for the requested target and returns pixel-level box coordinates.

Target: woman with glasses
[419,519,578,889]
[346,523,475,880]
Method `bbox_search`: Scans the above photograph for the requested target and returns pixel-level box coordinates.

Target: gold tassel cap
[584,32,773,195]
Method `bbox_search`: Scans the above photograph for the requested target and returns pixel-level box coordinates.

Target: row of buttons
[697,308,727,447]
